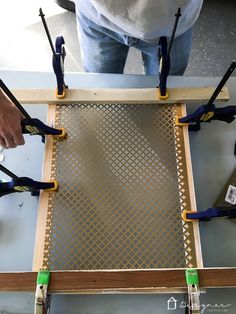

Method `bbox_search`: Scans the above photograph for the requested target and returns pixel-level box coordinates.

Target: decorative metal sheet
[42,103,197,270]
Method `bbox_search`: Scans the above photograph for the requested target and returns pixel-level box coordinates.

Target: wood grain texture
[180,104,203,268]
[1,268,236,293]
[33,105,56,271]
[12,87,229,104]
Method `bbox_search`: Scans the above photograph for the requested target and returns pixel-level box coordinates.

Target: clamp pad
[175,116,189,127]
[182,210,197,223]
[56,86,66,99]
[44,180,59,192]
[158,88,169,100]
[52,128,67,140]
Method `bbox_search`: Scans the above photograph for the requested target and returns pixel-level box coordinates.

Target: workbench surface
[0,70,235,313]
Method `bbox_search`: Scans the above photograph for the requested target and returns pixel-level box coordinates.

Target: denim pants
[76,11,193,75]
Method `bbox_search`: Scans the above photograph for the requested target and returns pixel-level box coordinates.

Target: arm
[0,90,25,148]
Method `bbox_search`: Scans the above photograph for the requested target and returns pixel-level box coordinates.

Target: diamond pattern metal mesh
[42,103,197,270]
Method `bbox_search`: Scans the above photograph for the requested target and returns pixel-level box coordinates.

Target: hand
[0,91,25,148]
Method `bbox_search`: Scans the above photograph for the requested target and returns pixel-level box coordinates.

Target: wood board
[12,86,229,104]
[1,268,236,293]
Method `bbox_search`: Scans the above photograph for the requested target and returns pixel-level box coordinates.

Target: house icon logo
[167,297,177,310]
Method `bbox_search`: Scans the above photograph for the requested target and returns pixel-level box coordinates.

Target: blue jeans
[76,11,193,75]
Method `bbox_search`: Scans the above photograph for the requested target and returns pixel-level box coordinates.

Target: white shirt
[75,0,203,41]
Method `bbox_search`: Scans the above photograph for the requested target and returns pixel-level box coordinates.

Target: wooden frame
[33,105,57,270]
[34,101,203,277]
[181,104,203,268]
[1,87,233,294]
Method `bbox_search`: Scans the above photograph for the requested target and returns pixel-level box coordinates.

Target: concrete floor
[186,0,236,76]
[0,0,236,76]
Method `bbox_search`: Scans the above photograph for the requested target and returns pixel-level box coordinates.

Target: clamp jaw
[177,61,236,131]
[22,118,66,143]
[53,36,68,99]
[0,177,58,197]
[157,8,181,100]
[158,37,170,100]
[0,79,67,143]
[39,8,68,99]
[182,206,236,222]
[34,270,51,314]
[185,269,200,314]
[177,104,236,131]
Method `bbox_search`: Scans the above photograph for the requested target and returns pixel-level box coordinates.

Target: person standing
[74,0,203,74]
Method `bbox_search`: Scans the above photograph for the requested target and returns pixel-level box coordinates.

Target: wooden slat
[33,105,57,271]
[12,87,229,104]
[1,268,236,293]
[180,104,203,268]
